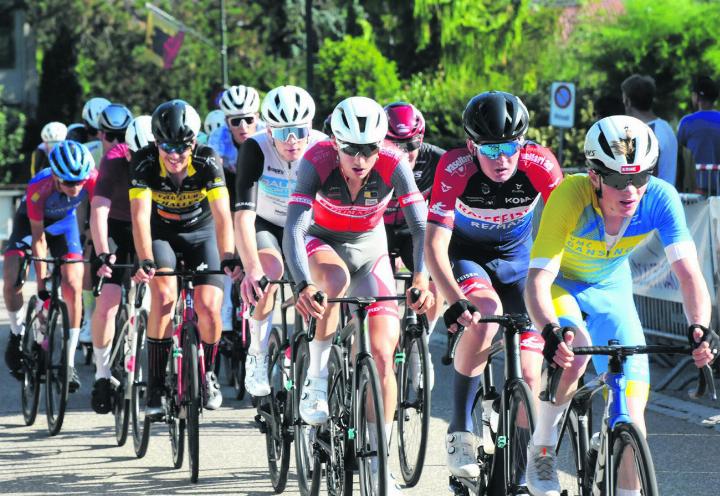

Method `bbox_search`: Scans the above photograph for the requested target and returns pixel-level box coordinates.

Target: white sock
[248,311,274,355]
[8,310,24,335]
[308,338,331,379]
[67,327,80,367]
[532,400,568,446]
[93,345,111,379]
[615,489,641,496]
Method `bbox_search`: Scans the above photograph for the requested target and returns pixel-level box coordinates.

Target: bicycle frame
[173,276,202,405]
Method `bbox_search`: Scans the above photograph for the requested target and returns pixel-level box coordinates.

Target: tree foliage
[0,87,26,183]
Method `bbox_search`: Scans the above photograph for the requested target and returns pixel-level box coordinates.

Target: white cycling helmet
[82,97,111,130]
[125,115,155,152]
[331,96,388,144]
[204,109,226,135]
[41,121,68,143]
[261,85,315,127]
[220,85,260,116]
[585,115,658,174]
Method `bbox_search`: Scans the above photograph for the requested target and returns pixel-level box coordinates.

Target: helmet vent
[356,116,367,133]
[597,127,615,159]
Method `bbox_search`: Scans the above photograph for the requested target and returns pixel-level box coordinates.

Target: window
[0,13,15,69]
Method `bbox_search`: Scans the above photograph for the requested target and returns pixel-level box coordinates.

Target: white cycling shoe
[525,440,561,496]
[446,431,480,478]
[245,353,271,397]
[299,376,329,425]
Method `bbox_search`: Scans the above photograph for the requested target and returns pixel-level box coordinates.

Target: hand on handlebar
[542,323,577,369]
[443,299,481,334]
[296,287,326,321]
[132,259,156,284]
[240,267,267,306]
[690,324,719,368]
[407,281,433,314]
[96,252,117,278]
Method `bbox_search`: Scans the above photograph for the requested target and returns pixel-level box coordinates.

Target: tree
[0,87,26,183]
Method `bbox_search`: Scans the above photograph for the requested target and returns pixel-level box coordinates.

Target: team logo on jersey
[31,192,40,203]
[514,183,524,191]
[429,202,452,217]
[441,182,451,193]
[481,183,490,195]
[445,155,472,176]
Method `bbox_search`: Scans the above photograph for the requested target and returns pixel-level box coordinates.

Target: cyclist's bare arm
[524,267,560,330]
[30,219,48,280]
[424,223,464,306]
[90,195,112,256]
[130,193,153,263]
[234,210,262,273]
[208,190,235,262]
[671,256,711,327]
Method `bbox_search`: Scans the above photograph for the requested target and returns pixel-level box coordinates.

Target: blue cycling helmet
[49,140,94,181]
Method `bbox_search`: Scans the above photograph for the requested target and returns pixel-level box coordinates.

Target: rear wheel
[112,307,130,446]
[356,357,387,496]
[183,323,201,483]
[396,333,430,486]
[131,310,150,457]
[326,344,352,496]
[264,328,291,492]
[608,422,658,496]
[45,302,69,436]
[556,408,591,496]
[21,296,41,426]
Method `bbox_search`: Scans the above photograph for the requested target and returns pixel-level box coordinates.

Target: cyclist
[284,96,433,494]
[425,91,562,478]
[199,109,225,145]
[81,97,111,166]
[130,100,239,415]
[383,101,445,389]
[79,103,134,346]
[66,123,88,143]
[208,84,262,334]
[234,84,326,396]
[89,115,153,414]
[3,141,97,391]
[30,121,67,177]
[524,115,716,496]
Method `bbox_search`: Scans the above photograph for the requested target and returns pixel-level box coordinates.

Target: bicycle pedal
[109,376,121,389]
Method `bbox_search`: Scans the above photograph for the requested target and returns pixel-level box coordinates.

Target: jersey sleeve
[200,149,228,203]
[427,149,472,230]
[234,137,264,211]
[521,144,563,202]
[650,179,695,263]
[529,176,587,276]
[283,158,321,285]
[391,159,428,274]
[25,180,45,222]
[84,168,99,202]
[129,151,152,201]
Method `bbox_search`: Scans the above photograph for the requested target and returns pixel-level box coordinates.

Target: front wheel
[497,380,536,495]
[265,328,291,493]
[326,344,351,496]
[607,422,658,496]
[21,296,41,426]
[113,307,131,446]
[183,323,201,483]
[294,336,323,496]
[45,302,70,436]
[356,357,387,496]
[131,310,151,458]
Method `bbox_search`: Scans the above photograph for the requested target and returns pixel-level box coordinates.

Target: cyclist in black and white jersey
[234,85,327,396]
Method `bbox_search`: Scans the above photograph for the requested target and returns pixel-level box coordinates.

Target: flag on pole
[145,7,185,69]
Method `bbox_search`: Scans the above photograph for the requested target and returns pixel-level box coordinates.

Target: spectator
[621,74,678,186]
[677,75,720,195]
[593,94,625,119]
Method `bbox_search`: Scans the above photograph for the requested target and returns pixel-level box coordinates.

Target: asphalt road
[1,280,720,495]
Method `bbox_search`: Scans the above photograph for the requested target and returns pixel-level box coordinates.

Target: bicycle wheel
[20,296,41,426]
[112,306,130,446]
[45,301,69,436]
[293,336,323,496]
[183,323,201,483]
[261,328,290,492]
[556,408,591,496]
[169,368,186,469]
[470,386,495,495]
[356,357,387,496]
[231,286,249,400]
[326,344,352,496]
[608,422,658,496]
[131,310,151,458]
[396,333,430,486]
[499,380,536,495]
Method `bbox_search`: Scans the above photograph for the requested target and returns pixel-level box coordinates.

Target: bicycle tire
[499,380,536,495]
[470,386,495,495]
[169,345,186,470]
[45,301,69,436]
[113,306,130,446]
[131,310,151,458]
[396,333,430,486]
[356,356,387,496]
[21,295,41,426]
[293,336,323,496]
[326,344,352,496]
[607,422,658,496]
[231,285,249,400]
[183,323,201,483]
[556,408,591,496]
[265,328,291,493]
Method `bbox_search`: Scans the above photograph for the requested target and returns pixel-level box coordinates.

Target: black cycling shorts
[385,224,414,272]
[91,219,135,286]
[151,220,223,289]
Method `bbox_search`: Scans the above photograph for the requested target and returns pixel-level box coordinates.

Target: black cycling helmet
[151,99,201,145]
[462,91,529,143]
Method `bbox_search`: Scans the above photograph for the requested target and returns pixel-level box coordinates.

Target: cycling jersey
[95,143,131,222]
[677,109,720,190]
[26,167,98,223]
[284,142,427,287]
[384,142,445,226]
[30,144,51,178]
[234,130,327,225]
[208,122,267,173]
[427,142,562,255]
[529,174,694,283]
[129,144,228,230]
[85,139,104,168]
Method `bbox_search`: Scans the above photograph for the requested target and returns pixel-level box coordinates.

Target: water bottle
[586,432,601,477]
[481,391,500,454]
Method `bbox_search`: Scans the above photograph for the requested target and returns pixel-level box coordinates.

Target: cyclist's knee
[259,250,284,279]
[467,290,501,317]
[315,267,349,298]
[150,281,177,313]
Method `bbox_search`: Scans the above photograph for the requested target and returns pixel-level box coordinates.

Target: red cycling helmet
[384,102,425,141]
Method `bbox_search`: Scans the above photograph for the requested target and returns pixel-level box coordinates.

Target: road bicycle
[545,337,717,496]
[215,278,252,400]
[444,314,536,496]
[17,252,86,436]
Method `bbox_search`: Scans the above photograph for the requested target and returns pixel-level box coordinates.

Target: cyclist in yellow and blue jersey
[523,115,718,496]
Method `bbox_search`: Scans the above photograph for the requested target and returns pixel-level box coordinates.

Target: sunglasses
[391,138,422,153]
[597,170,652,190]
[474,140,521,159]
[103,131,125,143]
[158,141,192,154]
[271,126,310,142]
[337,140,380,158]
[59,178,87,187]
[228,115,255,127]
